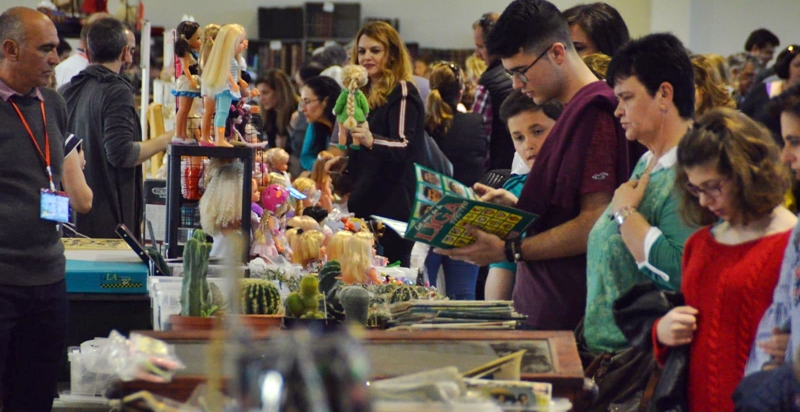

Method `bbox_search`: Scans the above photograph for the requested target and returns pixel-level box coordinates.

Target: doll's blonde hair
[287,215,320,232]
[290,229,325,267]
[265,147,289,172]
[201,23,245,97]
[293,177,316,216]
[341,231,375,284]
[327,230,353,263]
[341,64,369,129]
[199,159,242,236]
[199,23,220,71]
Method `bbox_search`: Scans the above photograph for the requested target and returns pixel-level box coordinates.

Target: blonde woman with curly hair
[347,21,424,266]
[691,54,736,116]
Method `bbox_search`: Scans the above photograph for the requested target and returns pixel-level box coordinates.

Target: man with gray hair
[0,6,69,410]
[61,17,172,240]
[728,51,759,107]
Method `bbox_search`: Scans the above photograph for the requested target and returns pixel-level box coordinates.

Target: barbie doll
[171,21,203,144]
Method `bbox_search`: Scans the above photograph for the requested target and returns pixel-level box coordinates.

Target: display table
[122,329,586,410]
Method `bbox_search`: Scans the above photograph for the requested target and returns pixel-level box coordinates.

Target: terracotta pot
[238,314,284,332]
[282,317,338,333]
[169,314,218,331]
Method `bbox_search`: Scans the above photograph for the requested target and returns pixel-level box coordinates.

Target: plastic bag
[98,330,184,382]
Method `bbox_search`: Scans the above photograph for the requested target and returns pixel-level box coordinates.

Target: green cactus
[389,284,420,304]
[240,279,281,315]
[340,286,371,325]
[180,229,213,317]
[285,274,325,319]
[318,261,341,296]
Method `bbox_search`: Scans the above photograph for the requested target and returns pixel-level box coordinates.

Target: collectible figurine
[340,231,382,285]
[251,183,289,259]
[290,229,326,273]
[333,64,369,150]
[171,21,203,144]
[200,23,250,147]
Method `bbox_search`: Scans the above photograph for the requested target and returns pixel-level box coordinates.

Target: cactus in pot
[285,274,325,319]
[180,229,217,317]
[240,279,282,315]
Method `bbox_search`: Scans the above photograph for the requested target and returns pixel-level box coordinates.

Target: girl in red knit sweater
[655,108,797,411]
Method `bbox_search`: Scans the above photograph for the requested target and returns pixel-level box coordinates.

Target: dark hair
[774,45,800,80]
[769,84,800,119]
[561,2,630,57]
[499,90,563,124]
[57,35,72,57]
[297,63,324,84]
[744,28,780,52]
[174,21,200,58]
[311,43,347,69]
[256,70,299,137]
[607,33,695,119]
[86,17,127,64]
[485,0,572,59]
[303,75,341,153]
[302,205,329,223]
[425,62,463,138]
[676,108,790,226]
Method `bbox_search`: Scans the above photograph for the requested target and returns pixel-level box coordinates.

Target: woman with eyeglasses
[298,76,341,173]
[654,108,796,412]
[422,61,488,299]
[345,21,425,266]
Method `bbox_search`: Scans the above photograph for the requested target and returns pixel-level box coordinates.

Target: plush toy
[171,21,203,144]
[340,231,382,285]
[333,64,369,150]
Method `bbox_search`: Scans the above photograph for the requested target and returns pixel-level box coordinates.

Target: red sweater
[654,227,790,412]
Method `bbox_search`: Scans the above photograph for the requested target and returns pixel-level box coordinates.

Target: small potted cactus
[170,229,223,331]
[238,278,283,331]
[283,274,332,330]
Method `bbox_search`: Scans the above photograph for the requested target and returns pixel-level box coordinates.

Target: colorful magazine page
[404,194,537,249]
[411,164,476,224]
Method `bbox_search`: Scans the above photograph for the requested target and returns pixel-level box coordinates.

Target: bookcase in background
[251,2,361,77]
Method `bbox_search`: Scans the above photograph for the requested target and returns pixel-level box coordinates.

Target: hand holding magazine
[373,165,537,249]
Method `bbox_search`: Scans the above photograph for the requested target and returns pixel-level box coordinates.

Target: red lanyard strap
[10,99,53,190]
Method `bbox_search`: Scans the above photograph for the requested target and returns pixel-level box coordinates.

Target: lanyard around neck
[9,99,54,191]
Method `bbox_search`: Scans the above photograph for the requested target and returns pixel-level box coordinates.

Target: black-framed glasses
[506,45,552,84]
[300,98,319,106]
[685,178,728,198]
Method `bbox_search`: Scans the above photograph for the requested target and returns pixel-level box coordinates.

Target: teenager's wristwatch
[504,237,523,263]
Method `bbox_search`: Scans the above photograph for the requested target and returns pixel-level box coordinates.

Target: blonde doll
[251,183,289,259]
[265,147,291,183]
[326,230,352,263]
[200,23,252,147]
[172,21,203,144]
[292,177,319,216]
[199,23,219,145]
[341,231,382,285]
[199,159,243,258]
[333,64,369,150]
[290,229,326,273]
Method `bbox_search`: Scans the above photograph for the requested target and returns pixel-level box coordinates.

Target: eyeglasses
[299,98,319,106]
[685,178,728,198]
[506,45,552,84]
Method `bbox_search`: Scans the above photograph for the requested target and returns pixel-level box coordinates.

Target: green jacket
[334,89,369,124]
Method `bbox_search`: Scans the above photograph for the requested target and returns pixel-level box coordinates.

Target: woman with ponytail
[423,61,488,300]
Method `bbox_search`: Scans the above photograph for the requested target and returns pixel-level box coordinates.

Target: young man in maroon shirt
[437,0,636,331]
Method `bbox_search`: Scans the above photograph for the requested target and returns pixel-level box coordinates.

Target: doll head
[199,159,243,236]
[199,23,220,70]
[310,150,334,189]
[175,21,201,58]
[267,172,288,187]
[265,147,290,172]
[287,215,320,232]
[292,177,319,216]
[251,179,260,203]
[290,229,325,267]
[201,23,246,96]
[261,184,289,214]
[341,231,376,284]
[342,64,369,90]
[327,230,353,262]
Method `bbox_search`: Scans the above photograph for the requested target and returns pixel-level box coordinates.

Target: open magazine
[373,164,537,249]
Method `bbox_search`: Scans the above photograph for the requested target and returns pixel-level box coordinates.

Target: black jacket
[478,59,514,170]
[613,282,689,412]
[60,65,143,239]
[348,81,425,222]
[431,111,488,187]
